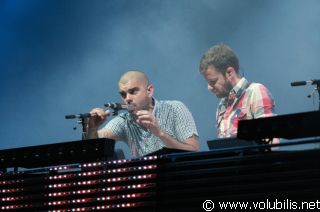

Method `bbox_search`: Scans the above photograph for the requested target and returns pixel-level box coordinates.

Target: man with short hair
[199,43,277,141]
[87,70,199,158]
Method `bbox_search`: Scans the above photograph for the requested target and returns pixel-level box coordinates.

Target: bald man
[86,70,199,158]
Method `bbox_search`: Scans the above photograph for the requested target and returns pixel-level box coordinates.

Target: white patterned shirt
[104,99,198,158]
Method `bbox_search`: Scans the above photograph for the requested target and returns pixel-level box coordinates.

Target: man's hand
[135,110,162,137]
[135,110,199,152]
[88,108,111,128]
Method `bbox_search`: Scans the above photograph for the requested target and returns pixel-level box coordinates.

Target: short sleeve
[249,84,276,118]
[172,101,199,141]
[103,115,127,141]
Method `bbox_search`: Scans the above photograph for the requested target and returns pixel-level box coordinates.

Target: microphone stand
[316,82,320,111]
[310,81,320,111]
[65,107,123,140]
[79,108,121,140]
[80,117,88,140]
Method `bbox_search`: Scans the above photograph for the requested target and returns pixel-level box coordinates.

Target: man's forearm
[85,127,99,139]
[157,130,199,151]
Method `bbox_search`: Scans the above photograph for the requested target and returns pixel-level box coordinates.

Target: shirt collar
[152,98,158,115]
[217,77,250,113]
[230,77,250,99]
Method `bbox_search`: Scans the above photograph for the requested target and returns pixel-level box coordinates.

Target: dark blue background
[1,0,319,157]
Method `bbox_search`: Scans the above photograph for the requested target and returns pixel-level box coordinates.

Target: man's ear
[147,84,154,97]
[226,67,235,78]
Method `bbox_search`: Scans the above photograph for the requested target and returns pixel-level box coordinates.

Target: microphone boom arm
[65,103,133,140]
[291,79,320,111]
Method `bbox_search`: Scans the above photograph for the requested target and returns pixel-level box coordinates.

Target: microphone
[291,79,320,86]
[65,113,92,119]
[104,102,134,111]
[65,103,134,119]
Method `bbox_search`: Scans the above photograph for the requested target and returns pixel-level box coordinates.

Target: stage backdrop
[1,0,319,157]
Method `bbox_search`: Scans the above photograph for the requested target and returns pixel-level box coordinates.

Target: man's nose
[208,83,214,91]
[125,94,133,103]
